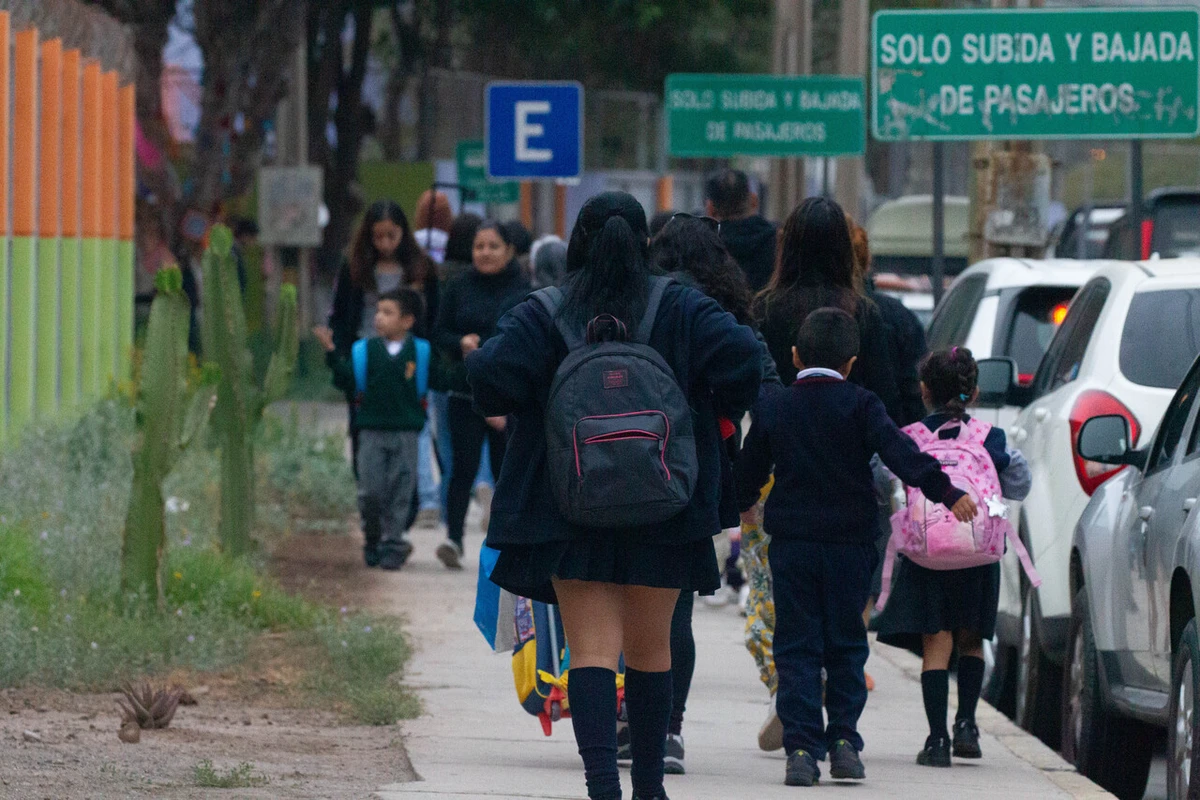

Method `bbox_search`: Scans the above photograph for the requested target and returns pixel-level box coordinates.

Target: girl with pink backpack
[875,347,1034,769]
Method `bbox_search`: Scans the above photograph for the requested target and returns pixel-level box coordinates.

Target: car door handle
[1140,506,1156,521]
[1187,498,1198,513]
[1034,408,1049,423]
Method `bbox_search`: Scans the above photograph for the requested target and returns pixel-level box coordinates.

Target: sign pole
[1129,140,1144,217]
[932,141,946,308]
[1078,155,1093,261]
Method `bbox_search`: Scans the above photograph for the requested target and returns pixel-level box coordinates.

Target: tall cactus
[201,225,298,556]
[121,267,216,605]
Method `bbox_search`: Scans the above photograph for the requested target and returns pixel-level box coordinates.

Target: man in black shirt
[706,169,778,292]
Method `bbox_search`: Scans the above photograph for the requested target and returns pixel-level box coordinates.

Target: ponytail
[920,346,979,418]
[562,192,651,328]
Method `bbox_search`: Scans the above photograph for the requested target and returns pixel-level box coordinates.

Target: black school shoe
[917,735,952,768]
[363,544,382,568]
[379,540,414,571]
[632,795,670,800]
[829,739,865,780]
[953,719,982,759]
[785,750,820,786]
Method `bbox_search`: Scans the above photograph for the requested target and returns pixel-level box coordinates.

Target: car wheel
[1061,589,1153,800]
[1015,580,1062,748]
[1169,618,1200,799]
[983,636,1017,717]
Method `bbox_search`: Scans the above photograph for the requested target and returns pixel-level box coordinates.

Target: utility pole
[834,0,868,221]
[769,0,812,223]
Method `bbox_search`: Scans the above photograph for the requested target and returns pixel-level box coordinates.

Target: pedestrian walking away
[644,212,782,774]
[746,197,906,748]
[736,308,977,788]
[314,288,430,570]
[467,191,762,800]
[875,347,1034,769]
[414,189,453,265]
[433,220,529,569]
[327,200,440,481]
[706,169,777,293]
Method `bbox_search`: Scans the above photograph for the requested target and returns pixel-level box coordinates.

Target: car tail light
[1018,373,1035,387]
[1069,390,1141,496]
[1140,219,1155,260]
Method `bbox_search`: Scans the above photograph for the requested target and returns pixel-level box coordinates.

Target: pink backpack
[876,418,1040,611]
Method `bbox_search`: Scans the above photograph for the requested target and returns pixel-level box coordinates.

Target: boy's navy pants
[769,538,877,760]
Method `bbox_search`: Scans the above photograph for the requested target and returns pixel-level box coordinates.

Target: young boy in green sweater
[315,288,430,570]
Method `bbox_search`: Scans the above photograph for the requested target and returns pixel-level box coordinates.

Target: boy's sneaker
[758,694,783,752]
[363,545,381,568]
[829,740,865,780]
[785,750,820,787]
[379,541,414,571]
[663,733,685,775]
[616,721,631,764]
[435,540,463,570]
[952,719,982,759]
[916,735,952,768]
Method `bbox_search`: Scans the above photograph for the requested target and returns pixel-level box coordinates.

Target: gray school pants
[356,429,419,554]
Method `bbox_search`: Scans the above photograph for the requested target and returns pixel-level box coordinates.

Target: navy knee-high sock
[569,666,622,800]
[921,669,949,741]
[956,656,985,725]
[625,667,673,798]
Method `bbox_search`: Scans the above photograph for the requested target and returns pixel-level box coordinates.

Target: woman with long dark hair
[468,193,762,800]
[643,214,780,775]
[753,196,900,420]
[327,200,440,538]
[432,220,530,569]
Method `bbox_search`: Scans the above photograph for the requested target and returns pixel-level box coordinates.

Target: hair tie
[959,393,970,402]
[950,346,958,359]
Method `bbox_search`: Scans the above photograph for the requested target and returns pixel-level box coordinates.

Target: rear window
[1152,201,1200,258]
[1003,287,1077,380]
[1120,289,1200,389]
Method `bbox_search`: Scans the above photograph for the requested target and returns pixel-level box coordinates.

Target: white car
[987,258,1200,748]
[927,257,1099,432]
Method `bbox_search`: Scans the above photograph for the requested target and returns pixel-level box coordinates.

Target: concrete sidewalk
[372,522,1112,800]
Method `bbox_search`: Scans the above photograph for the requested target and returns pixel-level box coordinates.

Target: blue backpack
[352,337,431,399]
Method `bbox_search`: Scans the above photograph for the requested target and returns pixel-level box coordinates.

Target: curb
[871,639,1116,799]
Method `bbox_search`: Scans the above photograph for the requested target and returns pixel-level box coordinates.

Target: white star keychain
[986,496,1008,519]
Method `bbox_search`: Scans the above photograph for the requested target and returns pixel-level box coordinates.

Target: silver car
[1067,355,1200,800]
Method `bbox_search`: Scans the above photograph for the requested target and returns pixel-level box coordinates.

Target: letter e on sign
[516,101,552,162]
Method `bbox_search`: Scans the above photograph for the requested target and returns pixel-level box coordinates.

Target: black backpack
[534,277,698,529]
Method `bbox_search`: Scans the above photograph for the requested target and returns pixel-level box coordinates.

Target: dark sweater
[433,260,530,395]
[467,281,763,547]
[719,215,777,292]
[327,337,426,432]
[736,376,965,544]
[754,292,904,425]
[868,282,928,426]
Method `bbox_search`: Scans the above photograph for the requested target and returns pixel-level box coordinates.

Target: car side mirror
[1077,415,1140,467]
[976,358,1017,408]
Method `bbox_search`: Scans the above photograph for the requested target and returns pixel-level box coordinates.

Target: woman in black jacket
[327,200,440,474]
[432,220,530,569]
[468,192,761,800]
[753,197,902,422]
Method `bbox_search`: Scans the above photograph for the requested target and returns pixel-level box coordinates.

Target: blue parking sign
[486,82,583,180]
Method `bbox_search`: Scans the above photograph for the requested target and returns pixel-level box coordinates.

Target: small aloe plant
[120,266,217,606]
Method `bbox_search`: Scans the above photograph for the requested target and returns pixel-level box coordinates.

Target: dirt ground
[0,531,418,799]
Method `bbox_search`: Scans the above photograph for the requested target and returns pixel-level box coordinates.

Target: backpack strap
[414,337,431,399]
[633,277,672,345]
[352,339,368,396]
[902,422,935,448]
[532,287,587,351]
[1005,526,1043,588]
[875,531,901,611]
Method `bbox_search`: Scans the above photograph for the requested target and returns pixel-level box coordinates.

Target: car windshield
[1004,287,1077,383]
[1120,289,1200,389]
[1152,201,1200,258]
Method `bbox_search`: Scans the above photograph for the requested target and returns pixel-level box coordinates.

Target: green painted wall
[80,238,100,399]
[36,238,59,415]
[59,237,80,411]
[9,237,37,432]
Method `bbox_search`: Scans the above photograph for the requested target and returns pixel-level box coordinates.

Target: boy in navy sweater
[736,308,975,787]
[315,288,429,571]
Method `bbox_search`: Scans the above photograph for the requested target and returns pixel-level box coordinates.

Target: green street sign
[455,140,520,204]
[665,74,866,157]
[872,8,1200,141]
